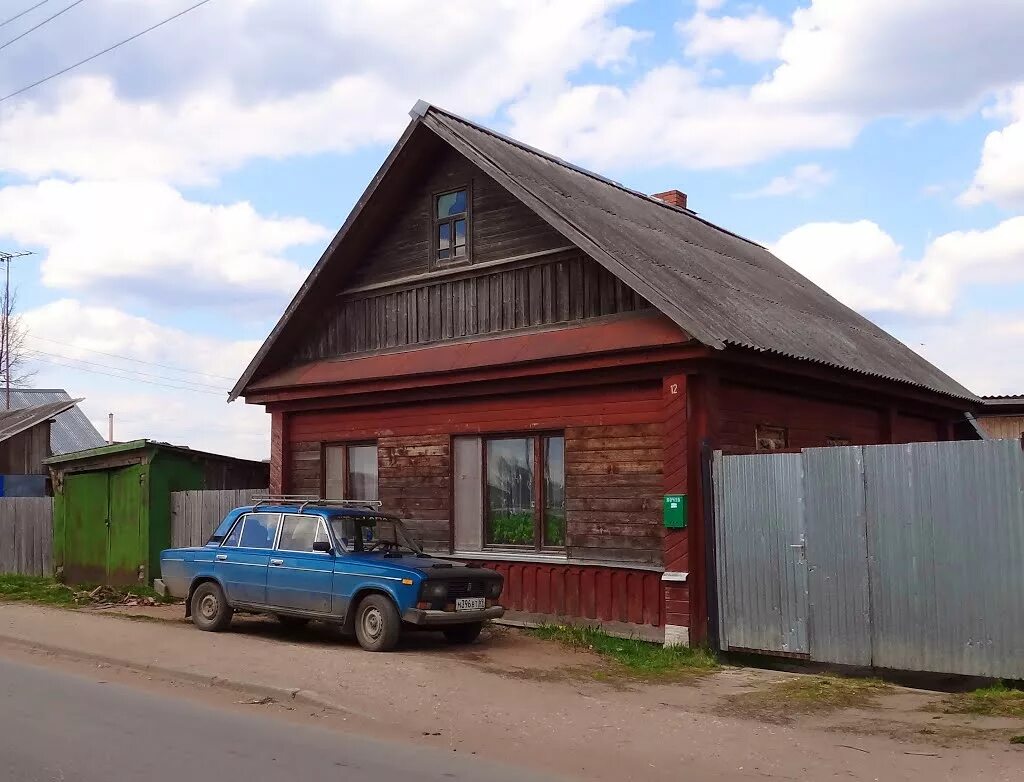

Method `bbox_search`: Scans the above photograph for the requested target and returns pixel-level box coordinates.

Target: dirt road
[0,602,1021,781]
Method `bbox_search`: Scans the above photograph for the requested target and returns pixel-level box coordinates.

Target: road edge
[0,632,365,719]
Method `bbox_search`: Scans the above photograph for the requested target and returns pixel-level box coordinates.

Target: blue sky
[0,0,1022,456]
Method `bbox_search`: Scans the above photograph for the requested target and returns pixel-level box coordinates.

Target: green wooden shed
[46,440,268,586]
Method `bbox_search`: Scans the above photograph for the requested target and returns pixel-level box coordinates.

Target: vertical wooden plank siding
[296,252,651,363]
[0,498,54,576]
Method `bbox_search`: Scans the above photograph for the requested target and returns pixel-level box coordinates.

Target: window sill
[446,550,664,573]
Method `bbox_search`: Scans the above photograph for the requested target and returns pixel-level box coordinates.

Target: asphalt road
[0,657,562,782]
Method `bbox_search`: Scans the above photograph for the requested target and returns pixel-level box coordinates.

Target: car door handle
[215,554,227,561]
[269,559,284,566]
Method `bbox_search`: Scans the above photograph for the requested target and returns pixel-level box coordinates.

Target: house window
[755,424,788,451]
[485,434,565,549]
[453,433,565,552]
[434,187,469,264]
[323,442,379,501]
[826,436,851,447]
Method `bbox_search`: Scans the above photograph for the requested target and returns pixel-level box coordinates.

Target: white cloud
[0,1,641,184]
[758,0,1024,114]
[507,65,858,171]
[960,87,1024,208]
[678,8,785,63]
[893,312,1024,397]
[757,0,1024,114]
[507,1,1024,172]
[0,179,327,306]
[738,163,833,198]
[772,216,1024,317]
[21,300,268,458]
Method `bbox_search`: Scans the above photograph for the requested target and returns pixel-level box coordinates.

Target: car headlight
[485,580,502,598]
[421,581,447,600]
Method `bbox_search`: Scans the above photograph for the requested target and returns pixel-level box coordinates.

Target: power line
[0,0,51,29]
[0,0,85,52]
[26,333,236,381]
[28,354,224,396]
[0,0,214,104]
[25,348,225,390]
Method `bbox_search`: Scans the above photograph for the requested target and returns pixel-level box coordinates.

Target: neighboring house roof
[230,101,977,403]
[43,438,268,467]
[0,398,80,445]
[5,389,107,454]
[980,395,1024,414]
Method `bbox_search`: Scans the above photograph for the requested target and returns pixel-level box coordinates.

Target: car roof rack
[250,493,384,513]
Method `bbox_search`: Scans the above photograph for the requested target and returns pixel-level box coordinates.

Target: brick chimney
[652,189,688,209]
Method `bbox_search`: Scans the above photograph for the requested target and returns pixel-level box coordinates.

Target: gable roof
[0,398,81,446]
[231,102,976,403]
[5,389,106,454]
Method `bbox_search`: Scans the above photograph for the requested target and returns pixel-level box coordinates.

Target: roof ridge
[416,101,767,251]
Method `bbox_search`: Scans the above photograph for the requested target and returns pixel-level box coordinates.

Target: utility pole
[0,250,33,410]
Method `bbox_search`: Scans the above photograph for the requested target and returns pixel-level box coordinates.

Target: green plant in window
[489,511,535,545]
[544,509,566,547]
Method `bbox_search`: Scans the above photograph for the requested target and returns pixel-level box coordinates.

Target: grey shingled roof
[231,102,977,402]
[0,398,81,444]
[4,389,106,455]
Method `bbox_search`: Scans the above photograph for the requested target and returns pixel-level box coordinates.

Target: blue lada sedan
[159,500,504,652]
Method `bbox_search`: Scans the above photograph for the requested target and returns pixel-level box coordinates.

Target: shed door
[107,468,143,585]
[63,472,110,585]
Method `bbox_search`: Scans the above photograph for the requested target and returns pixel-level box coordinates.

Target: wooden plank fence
[170,489,263,548]
[0,498,54,577]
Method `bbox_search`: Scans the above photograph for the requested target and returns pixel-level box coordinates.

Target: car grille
[445,578,486,599]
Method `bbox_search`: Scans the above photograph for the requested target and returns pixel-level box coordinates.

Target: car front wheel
[354,594,400,652]
[443,622,483,645]
[191,582,233,632]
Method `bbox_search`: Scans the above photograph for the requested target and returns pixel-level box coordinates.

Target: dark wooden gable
[289,141,653,365]
[345,143,568,289]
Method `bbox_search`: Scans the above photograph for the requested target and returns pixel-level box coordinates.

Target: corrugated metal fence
[0,498,54,576]
[170,489,260,548]
[714,439,1024,678]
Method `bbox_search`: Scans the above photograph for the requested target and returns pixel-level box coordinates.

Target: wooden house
[975,396,1024,440]
[230,102,977,645]
[0,398,83,496]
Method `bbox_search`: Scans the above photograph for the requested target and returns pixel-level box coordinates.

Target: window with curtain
[323,442,379,501]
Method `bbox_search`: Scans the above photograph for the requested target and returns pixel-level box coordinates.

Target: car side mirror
[312,541,333,553]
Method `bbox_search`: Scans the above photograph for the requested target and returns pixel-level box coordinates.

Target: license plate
[455,597,485,612]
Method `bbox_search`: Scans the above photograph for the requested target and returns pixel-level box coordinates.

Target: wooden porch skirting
[464,559,665,630]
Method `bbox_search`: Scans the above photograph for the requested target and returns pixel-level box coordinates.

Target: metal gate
[713,452,808,655]
[713,439,1024,677]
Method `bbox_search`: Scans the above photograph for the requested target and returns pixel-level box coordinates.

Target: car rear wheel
[443,622,483,645]
[275,615,311,630]
[354,594,400,652]
[191,582,233,632]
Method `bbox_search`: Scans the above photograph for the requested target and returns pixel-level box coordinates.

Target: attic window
[434,187,469,264]
[755,425,788,452]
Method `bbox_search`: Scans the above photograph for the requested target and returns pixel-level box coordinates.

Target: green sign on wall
[663,494,687,529]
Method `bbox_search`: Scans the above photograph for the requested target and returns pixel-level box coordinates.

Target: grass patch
[723,675,889,723]
[530,623,719,680]
[0,575,175,607]
[0,575,79,605]
[943,684,1024,719]
[1011,735,1024,745]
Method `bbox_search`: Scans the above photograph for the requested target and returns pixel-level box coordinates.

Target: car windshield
[328,515,423,556]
